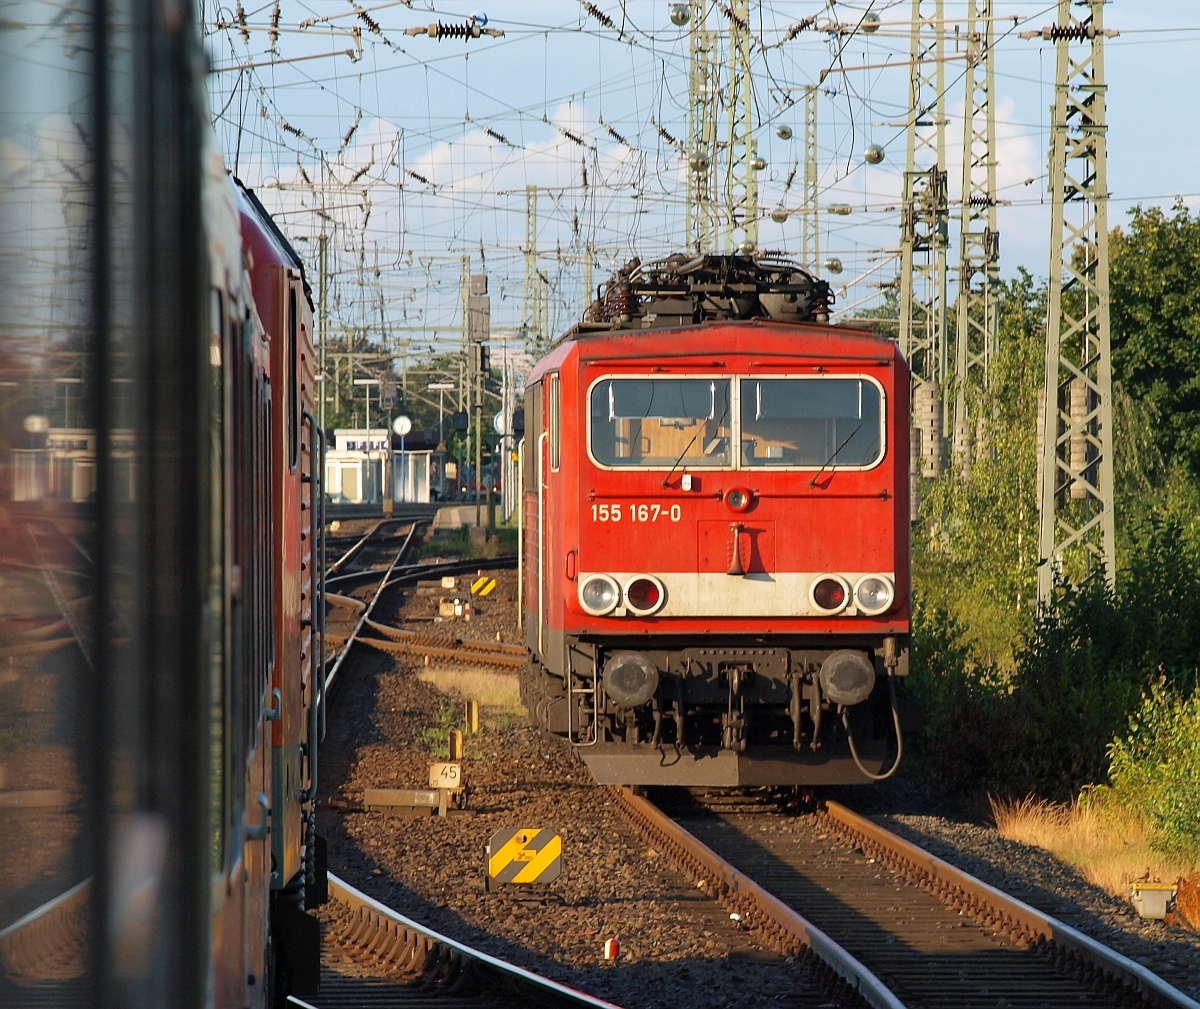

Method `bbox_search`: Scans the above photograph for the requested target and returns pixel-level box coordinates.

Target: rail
[610,786,906,1009]
[821,801,1200,1009]
[289,873,624,1008]
[322,522,424,694]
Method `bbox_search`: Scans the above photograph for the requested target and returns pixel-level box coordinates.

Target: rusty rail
[820,801,1200,1009]
[360,619,526,669]
[0,879,90,983]
[610,786,906,1009]
[322,873,622,1008]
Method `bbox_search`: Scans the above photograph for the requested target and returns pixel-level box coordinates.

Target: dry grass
[989,794,1193,897]
[416,668,523,721]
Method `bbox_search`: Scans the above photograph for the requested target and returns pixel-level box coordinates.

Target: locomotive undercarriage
[521,635,912,785]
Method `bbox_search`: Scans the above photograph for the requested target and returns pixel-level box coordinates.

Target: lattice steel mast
[523,184,548,356]
[686,0,718,255]
[723,0,759,252]
[1033,0,1116,603]
[952,0,999,478]
[899,0,949,494]
[800,86,819,271]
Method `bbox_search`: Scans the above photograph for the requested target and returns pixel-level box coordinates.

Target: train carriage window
[209,289,228,875]
[524,381,542,488]
[589,377,732,467]
[548,374,561,471]
[740,377,883,468]
[288,285,298,469]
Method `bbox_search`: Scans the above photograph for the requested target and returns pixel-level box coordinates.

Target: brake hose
[842,674,904,781]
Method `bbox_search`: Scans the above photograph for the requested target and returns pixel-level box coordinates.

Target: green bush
[1107,677,1200,860]
[907,596,1014,795]
[910,514,1200,801]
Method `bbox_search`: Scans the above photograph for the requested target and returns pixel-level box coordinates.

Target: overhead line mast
[684,0,760,254]
[800,85,819,272]
[952,0,999,481]
[724,0,759,252]
[899,0,950,508]
[686,0,718,255]
[524,185,548,356]
[1031,0,1117,603]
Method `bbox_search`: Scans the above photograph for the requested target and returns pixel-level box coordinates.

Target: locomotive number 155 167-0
[591,502,682,523]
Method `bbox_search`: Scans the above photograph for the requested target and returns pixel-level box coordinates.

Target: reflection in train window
[589,377,732,468]
[740,377,884,468]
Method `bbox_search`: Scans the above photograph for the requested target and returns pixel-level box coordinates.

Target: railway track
[0,521,530,1007]
[612,787,1200,1009]
[314,523,600,1005]
[321,518,520,685]
[291,874,621,1009]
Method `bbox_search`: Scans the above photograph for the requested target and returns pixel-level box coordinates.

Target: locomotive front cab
[522,256,912,787]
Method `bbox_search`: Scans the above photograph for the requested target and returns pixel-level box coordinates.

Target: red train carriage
[521,255,911,786]
[0,5,325,1005]
[230,178,324,1002]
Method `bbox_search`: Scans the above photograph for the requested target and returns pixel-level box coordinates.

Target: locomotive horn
[727,523,745,576]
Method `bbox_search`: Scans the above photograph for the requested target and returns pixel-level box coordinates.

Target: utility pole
[317,232,329,431]
[723,0,759,252]
[686,0,718,255]
[583,243,593,308]
[952,0,999,480]
[523,186,548,356]
[459,255,471,412]
[1031,0,1116,604]
[898,0,949,510]
[467,273,491,528]
[800,86,819,272]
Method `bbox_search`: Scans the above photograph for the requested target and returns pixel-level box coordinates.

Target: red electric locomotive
[521,255,911,786]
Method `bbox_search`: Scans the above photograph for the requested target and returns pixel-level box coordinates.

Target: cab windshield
[588,377,732,467]
[740,377,882,468]
[587,375,883,470]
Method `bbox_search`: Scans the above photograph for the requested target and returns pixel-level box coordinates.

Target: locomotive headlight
[624,575,666,616]
[602,651,660,708]
[579,574,621,616]
[819,650,876,706]
[809,575,850,614]
[854,575,895,616]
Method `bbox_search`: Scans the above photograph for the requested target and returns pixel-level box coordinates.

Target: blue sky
[203,2,1200,350]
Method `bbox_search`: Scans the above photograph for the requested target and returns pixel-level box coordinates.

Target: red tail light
[810,576,849,613]
[624,575,666,616]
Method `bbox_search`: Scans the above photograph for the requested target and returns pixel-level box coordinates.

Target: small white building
[324,428,446,504]
[12,428,135,503]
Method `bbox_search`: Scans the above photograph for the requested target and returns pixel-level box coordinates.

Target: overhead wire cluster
[197,1,1124,362]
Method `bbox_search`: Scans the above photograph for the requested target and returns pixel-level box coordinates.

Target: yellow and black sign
[487,828,562,886]
[471,576,497,597]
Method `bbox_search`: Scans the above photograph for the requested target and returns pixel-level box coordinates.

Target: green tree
[915,270,1046,665]
[1109,202,1200,474]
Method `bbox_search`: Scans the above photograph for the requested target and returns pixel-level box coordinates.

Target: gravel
[320,531,1200,1007]
[318,562,861,1009]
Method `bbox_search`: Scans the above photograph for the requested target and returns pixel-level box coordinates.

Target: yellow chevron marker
[471,576,497,597]
[486,828,562,886]
[511,833,562,883]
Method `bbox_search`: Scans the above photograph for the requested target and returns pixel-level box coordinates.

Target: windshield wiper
[662,398,730,488]
[808,424,861,487]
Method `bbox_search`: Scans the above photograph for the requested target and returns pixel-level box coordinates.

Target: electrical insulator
[916,382,944,479]
[1070,377,1089,500]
